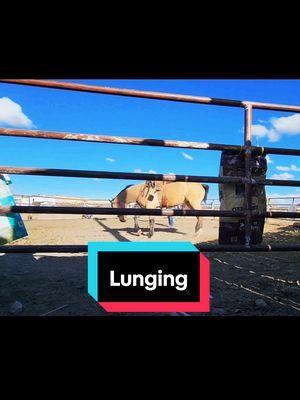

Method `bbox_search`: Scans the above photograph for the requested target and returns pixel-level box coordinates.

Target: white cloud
[133,168,157,174]
[275,164,300,172]
[270,114,300,135]
[105,157,115,162]
[252,124,269,138]
[252,124,281,142]
[251,113,300,143]
[271,172,295,180]
[291,164,300,172]
[267,129,281,142]
[265,155,274,164]
[276,166,291,171]
[0,97,34,128]
[182,152,193,160]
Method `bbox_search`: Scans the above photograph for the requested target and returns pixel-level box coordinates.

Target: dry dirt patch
[1,217,299,316]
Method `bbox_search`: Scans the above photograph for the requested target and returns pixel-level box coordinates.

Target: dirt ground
[1,216,300,316]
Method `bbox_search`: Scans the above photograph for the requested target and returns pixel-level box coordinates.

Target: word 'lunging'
[110,269,188,291]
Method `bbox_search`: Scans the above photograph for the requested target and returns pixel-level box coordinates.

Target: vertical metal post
[29,195,32,220]
[292,197,296,222]
[244,104,253,246]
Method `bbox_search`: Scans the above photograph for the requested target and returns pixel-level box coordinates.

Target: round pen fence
[0,79,300,253]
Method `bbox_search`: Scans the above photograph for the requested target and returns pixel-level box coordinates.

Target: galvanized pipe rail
[0,205,246,218]
[1,165,300,187]
[1,127,300,156]
[0,127,245,152]
[2,79,300,113]
[0,205,299,219]
[0,166,247,185]
[1,244,300,254]
[0,79,300,253]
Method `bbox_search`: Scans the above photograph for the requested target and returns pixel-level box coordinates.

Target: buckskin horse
[110,181,209,238]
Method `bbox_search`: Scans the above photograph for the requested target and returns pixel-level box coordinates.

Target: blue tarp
[0,174,28,245]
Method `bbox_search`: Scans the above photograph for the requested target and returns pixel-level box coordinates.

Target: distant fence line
[14,194,300,213]
[14,194,111,207]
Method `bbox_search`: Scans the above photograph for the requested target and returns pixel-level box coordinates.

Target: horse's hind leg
[185,200,203,235]
[134,216,142,236]
[148,217,155,238]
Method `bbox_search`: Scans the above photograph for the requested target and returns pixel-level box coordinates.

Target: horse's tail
[202,184,209,204]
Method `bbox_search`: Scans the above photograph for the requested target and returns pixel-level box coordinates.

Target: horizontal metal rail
[1,127,300,157]
[0,206,246,218]
[0,127,243,152]
[1,166,300,187]
[263,179,300,187]
[0,166,247,185]
[1,205,300,219]
[1,244,300,254]
[1,79,300,113]
[197,244,300,252]
[260,147,300,156]
[263,211,300,218]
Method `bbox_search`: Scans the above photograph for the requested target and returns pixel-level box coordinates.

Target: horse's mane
[112,184,134,201]
[124,184,134,190]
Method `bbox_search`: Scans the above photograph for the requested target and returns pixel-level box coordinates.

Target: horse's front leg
[148,217,155,238]
[134,216,142,236]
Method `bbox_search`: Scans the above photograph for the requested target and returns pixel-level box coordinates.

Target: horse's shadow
[94,218,187,241]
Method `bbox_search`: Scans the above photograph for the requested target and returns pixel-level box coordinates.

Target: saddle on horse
[152,181,169,207]
[136,181,169,208]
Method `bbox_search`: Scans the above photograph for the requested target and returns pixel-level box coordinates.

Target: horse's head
[110,197,126,222]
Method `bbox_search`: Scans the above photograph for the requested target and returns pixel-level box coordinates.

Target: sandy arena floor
[0,216,300,316]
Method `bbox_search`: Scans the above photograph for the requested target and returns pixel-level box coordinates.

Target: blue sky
[1,79,300,200]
